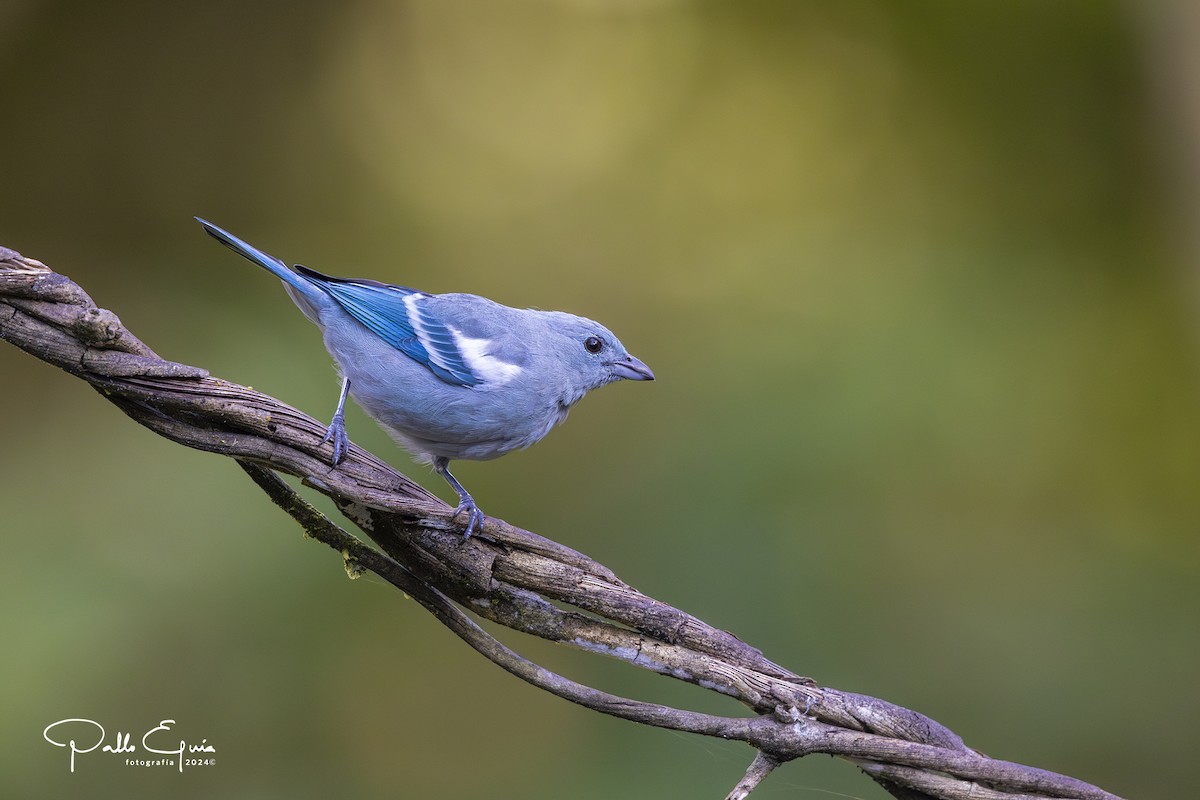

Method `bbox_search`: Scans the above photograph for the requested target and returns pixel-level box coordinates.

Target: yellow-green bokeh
[2,2,1195,798]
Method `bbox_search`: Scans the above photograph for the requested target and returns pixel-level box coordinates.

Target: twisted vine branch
[0,244,1123,800]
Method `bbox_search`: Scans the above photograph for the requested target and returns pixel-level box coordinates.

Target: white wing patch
[450,328,523,386]
[404,293,455,376]
[402,293,430,339]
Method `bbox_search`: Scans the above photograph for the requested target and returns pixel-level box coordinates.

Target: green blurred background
[1,1,1196,797]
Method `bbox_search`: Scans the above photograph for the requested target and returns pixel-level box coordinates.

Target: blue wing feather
[293,266,480,387]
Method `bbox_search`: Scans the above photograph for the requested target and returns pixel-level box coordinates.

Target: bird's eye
[584,336,604,354]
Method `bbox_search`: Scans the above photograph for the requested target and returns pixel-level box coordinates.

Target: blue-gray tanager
[197,219,654,537]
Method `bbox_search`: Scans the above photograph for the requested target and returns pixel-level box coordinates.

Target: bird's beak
[607,355,655,381]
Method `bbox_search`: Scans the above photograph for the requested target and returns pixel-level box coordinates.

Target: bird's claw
[434,457,485,538]
[451,498,486,539]
[321,412,349,465]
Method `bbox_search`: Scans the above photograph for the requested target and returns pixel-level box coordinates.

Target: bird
[196,218,654,538]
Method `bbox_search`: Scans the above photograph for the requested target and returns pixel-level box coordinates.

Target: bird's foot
[450,497,486,539]
[321,411,349,465]
[434,457,486,538]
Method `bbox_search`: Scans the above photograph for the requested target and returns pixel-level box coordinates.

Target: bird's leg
[433,457,485,539]
[321,377,351,465]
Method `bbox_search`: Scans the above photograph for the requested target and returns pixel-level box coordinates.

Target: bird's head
[541,312,654,402]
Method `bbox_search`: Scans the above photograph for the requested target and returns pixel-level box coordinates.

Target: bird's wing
[294,266,523,388]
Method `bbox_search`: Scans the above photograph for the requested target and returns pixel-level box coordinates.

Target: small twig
[726,751,780,800]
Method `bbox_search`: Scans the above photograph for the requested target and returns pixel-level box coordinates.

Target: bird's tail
[195,218,329,321]
[195,218,306,289]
